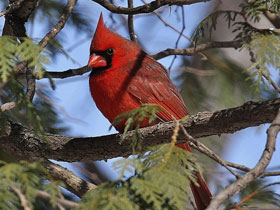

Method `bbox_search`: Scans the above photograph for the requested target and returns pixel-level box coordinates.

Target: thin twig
[249,50,280,94]
[92,0,211,15]
[36,190,78,209]
[262,72,280,94]
[169,6,185,71]
[39,0,77,48]
[11,187,31,210]
[152,40,242,60]
[206,109,280,210]
[127,0,137,42]
[232,182,280,209]
[36,40,242,81]
[179,125,241,179]
[36,65,91,80]
[0,0,25,17]
[26,68,36,102]
[141,0,193,43]
[12,0,78,76]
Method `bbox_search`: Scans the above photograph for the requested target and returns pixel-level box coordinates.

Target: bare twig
[36,65,91,79]
[39,0,77,48]
[3,0,78,111]
[262,72,280,94]
[0,0,25,17]
[0,101,16,112]
[249,50,280,94]
[26,68,36,102]
[206,109,280,210]
[12,0,78,76]
[179,125,241,179]
[141,0,193,43]
[127,0,137,42]
[37,40,242,80]
[42,160,95,197]
[11,187,31,210]
[36,190,78,209]
[92,0,211,15]
[232,182,280,209]
[152,40,243,60]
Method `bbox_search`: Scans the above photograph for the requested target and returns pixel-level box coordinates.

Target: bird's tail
[177,142,212,210]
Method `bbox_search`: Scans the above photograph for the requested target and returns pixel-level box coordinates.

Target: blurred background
[0,0,279,202]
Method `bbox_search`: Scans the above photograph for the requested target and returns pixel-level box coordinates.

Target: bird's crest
[90,14,124,52]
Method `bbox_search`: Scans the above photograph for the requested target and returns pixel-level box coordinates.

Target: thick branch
[92,0,211,14]
[2,0,38,36]
[0,98,279,162]
[42,160,95,197]
[0,0,25,18]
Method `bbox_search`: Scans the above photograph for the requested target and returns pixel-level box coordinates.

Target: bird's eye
[106,48,114,55]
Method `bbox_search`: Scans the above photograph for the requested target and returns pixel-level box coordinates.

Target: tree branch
[206,108,280,210]
[42,160,95,197]
[36,190,78,209]
[152,40,243,60]
[36,40,243,80]
[92,0,211,14]
[127,0,137,42]
[36,65,91,80]
[38,0,77,48]
[0,0,25,18]
[12,187,31,210]
[1,98,279,163]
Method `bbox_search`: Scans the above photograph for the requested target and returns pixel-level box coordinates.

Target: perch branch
[0,98,279,163]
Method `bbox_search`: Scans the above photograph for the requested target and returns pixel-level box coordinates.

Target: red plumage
[88,14,212,209]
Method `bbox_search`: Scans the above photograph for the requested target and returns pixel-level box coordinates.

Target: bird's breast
[89,69,140,124]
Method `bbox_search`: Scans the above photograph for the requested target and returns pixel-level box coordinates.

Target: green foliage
[79,142,199,210]
[16,37,50,78]
[0,160,62,210]
[192,0,280,94]
[0,36,18,83]
[241,0,280,22]
[0,36,68,135]
[193,1,280,42]
[112,104,164,152]
[242,32,280,93]
[192,10,241,43]
[0,36,50,81]
[224,179,280,209]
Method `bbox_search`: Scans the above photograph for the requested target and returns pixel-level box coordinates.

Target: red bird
[88,14,212,210]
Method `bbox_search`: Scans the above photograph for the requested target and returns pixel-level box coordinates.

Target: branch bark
[92,0,211,14]
[1,98,279,163]
[42,160,95,197]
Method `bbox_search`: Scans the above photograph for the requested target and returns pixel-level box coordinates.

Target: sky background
[0,0,279,194]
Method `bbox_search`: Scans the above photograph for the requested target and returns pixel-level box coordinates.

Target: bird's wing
[127,55,189,121]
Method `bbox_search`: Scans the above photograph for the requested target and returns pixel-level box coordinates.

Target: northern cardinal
[88,14,212,210]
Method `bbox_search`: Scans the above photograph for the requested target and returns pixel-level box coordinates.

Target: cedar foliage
[0,0,280,209]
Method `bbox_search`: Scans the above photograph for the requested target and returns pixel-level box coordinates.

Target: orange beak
[88,53,107,68]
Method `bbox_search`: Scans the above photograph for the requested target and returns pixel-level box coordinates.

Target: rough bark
[1,98,279,162]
